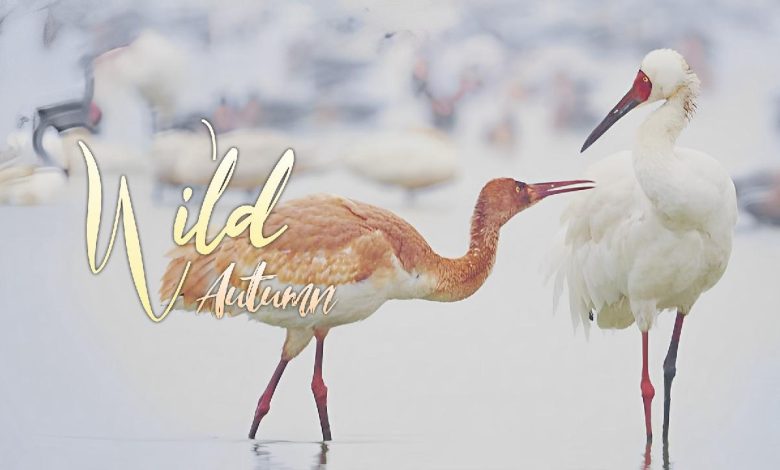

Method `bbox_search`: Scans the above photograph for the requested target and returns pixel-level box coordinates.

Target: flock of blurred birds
[0,1,779,226]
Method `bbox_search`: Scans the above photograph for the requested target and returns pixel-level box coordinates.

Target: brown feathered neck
[426,189,510,302]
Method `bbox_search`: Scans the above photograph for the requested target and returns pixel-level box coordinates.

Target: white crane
[0,131,66,205]
[342,128,458,202]
[151,127,319,192]
[550,49,737,444]
[0,159,66,205]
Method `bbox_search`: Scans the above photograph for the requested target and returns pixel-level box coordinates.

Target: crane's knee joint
[255,400,271,418]
[312,378,328,401]
[663,362,677,382]
[641,380,655,400]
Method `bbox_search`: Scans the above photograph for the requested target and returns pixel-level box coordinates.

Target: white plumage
[0,159,66,205]
[553,147,736,333]
[549,47,738,445]
[343,128,458,194]
[551,49,737,334]
[151,128,318,189]
[93,30,188,127]
[0,130,66,205]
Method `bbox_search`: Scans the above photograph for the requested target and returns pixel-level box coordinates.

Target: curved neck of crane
[633,82,701,224]
[635,85,694,155]
[427,197,502,302]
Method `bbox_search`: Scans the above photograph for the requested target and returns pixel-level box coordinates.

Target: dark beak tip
[580,135,596,153]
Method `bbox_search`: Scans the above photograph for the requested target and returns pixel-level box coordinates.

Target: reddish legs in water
[248,358,289,439]
[312,330,332,441]
[641,331,656,444]
[662,312,685,443]
[247,329,333,441]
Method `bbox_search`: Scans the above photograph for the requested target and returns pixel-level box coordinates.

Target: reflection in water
[315,442,328,469]
[251,441,329,470]
[250,442,271,468]
[640,441,672,470]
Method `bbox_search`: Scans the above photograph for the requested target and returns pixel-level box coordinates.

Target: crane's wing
[549,151,648,333]
[160,194,432,317]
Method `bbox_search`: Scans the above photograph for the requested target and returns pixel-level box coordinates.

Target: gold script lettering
[172,148,294,255]
[79,118,301,323]
[80,141,189,322]
[195,261,338,318]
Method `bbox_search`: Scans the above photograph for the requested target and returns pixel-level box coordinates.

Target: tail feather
[547,229,592,337]
[159,243,219,313]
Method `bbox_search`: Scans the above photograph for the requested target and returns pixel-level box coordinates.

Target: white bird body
[58,128,149,174]
[0,131,67,205]
[555,147,736,331]
[344,128,458,192]
[4,129,64,165]
[0,162,66,205]
[550,48,736,445]
[551,49,737,333]
[93,30,188,127]
[151,128,316,188]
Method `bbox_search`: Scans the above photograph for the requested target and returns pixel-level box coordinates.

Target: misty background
[1,1,779,469]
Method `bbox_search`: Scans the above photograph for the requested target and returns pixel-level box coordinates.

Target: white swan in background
[93,29,189,128]
[0,161,66,205]
[0,132,66,205]
[61,29,191,174]
[151,127,320,190]
[342,128,458,201]
[4,130,63,164]
[59,127,149,174]
[328,32,458,201]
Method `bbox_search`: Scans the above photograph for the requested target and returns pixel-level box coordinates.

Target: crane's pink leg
[641,331,655,443]
[662,312,685,443]
[248,358,289,439]
[312,330,332,441]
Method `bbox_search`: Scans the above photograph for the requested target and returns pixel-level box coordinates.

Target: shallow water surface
[3,43,780,466]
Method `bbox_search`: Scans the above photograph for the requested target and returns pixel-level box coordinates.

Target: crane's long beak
[528,179,595,202]
[582,67,657,154]
[580,88,643,153]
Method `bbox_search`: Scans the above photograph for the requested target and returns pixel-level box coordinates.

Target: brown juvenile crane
[161,177,593,441]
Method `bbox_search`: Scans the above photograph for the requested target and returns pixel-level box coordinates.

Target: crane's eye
[642,76,649,82]
[515,185,521,193]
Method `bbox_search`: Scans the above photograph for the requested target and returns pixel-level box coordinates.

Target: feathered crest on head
[681,57,701,122]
